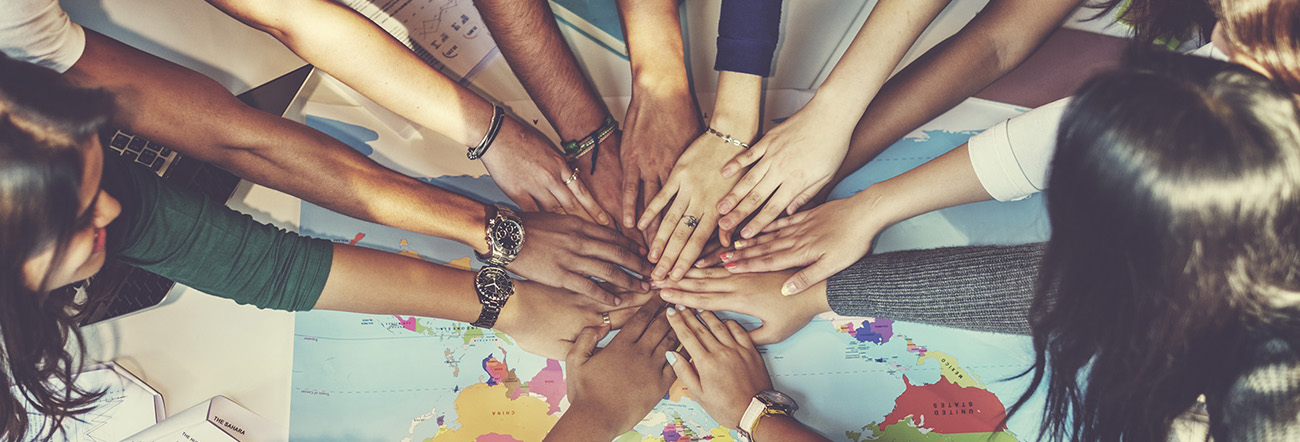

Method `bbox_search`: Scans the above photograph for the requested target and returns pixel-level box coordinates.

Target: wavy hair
[1008,51,1300,440]
[1211,0,1300,94]
[0,55,115,441]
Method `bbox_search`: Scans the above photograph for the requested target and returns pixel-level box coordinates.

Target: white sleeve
[0,0,87,73]
[967,97,1072,202]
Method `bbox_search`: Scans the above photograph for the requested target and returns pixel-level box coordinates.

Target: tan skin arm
[827,0,1084,195]
[206,0,609,222]
[66,30,486,249]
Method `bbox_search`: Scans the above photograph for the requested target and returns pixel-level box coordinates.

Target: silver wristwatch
[737,389,799,441]
[476,204,524,266]
[471,265,514,328]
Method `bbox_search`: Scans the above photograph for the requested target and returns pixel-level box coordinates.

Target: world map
[290,99,1052,441]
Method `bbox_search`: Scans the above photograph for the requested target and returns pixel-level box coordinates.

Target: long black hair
[0,54,116,441]
[1087,0,1218,46]
[1008,50,1300,441]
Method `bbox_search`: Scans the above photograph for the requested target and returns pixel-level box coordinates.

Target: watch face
[758,390,799,411]
[491,219,524,252]
[475,266,515,304]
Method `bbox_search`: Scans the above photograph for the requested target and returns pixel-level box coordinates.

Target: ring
[683,215,700,228]
[562,167,580,185]
[601,312,611,325]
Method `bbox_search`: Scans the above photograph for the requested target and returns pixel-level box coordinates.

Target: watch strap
[471,306,501,328]
[737,396,767,441]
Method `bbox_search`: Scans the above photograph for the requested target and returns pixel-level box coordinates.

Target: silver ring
[683,215,700,228]
[562,167,580,185]
[601,311,611,325]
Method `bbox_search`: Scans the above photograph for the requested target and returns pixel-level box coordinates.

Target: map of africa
[290,97,1052,441]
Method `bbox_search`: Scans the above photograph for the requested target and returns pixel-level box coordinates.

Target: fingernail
[718,218,732,229]
[665,304,678,315]
[718,201,733,213]
[721,252,732,262]
[612,297,622,306]
[782,283,798,296]
[733,240,746,249]
[671,269,683,280]
[722,166,736,177]
[695,308,704,313]
[665,351,678,365]
[653,268,667,279]
[641,281,651,291]
[651,279,665,288]
[676,304,687,311]
[599,214,611,226]
[624,217,634,228]
[725,262,737,270]
[661,290,676,299]
[694,261,706,268]
[741,228,753,238]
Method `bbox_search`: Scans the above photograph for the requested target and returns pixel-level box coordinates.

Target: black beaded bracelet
[468,105,505,160]
[561,115,618,172]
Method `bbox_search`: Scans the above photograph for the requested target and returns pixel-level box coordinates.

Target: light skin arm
[68,30,648,304]
[616,0,703,237]
[640,71,762,281]
[826,0,1083,195]
[716,0,951,242]
[206,0,608,222]
[315,244,655,359]
[474,0,631,236]
[721,143,993,295]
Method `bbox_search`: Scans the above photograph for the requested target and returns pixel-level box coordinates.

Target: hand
[549,297,678,439]
[664,306,773,429]
[620,79,703,239]
[509,212,653,306]
[638,133,746,281]
[495,281,654,359]
[691,241,731,269]
[481,117,611,226]
[715,104,853,243]
[655,268,830,344]
[721,191,885,296]
[575,133,649,247]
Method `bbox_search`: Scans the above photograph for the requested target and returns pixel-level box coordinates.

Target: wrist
[803,92,867,128]
[561,401,626,437]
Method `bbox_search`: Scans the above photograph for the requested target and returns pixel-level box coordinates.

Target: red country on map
[880,375,1007,433]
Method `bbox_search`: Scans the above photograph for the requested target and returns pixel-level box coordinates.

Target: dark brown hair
[1088,0,1217,45]
[0,54,115,441]
[1212,0,1300,93]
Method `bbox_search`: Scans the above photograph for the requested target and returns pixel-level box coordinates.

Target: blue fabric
[715,0,782,76]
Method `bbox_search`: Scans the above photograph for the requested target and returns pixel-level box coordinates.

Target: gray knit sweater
[825,243,1299,440]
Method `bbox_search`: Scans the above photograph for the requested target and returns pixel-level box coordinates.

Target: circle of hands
[507,92,854,441]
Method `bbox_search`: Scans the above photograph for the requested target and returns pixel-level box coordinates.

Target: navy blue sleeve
[714,0,782,76]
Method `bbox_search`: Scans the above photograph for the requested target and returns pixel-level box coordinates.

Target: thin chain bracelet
[706,127,751,149]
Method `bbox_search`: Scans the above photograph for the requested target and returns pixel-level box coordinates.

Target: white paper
[19,362,163,442]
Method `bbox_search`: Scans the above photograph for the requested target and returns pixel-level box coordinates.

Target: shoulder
[0,0,86,73]
[1214,334,1300,441]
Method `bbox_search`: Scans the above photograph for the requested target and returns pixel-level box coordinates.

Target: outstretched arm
[616,0,703,237]
[828,0,1083,193]
[475,0,629,234]
[206,0,608,222]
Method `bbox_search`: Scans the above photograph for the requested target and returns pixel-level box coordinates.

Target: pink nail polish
[725,262,737,270]
[721,252,732,261]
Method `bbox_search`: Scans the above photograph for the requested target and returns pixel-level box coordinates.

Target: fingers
[695,242,728,268]
[760,211,807,234]
[533,192,565,216]
[782,260,838,296]
[716,164,764,218]
[566,325,610,367]
[665,304,709,356]
[613,295,669,341]
[698,311,737,347]
[666,351,701,392]
[637,181,677,231]
[720,143,765,178]
[648,202,691,272]
[621,167,641,229]
[559,272,621,306]
[685,267,732,279]
[667,222,715,281]
[727,320,757,349]
[564,174,612,226]
[738,186,800,239]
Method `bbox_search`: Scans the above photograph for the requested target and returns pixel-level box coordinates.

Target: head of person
[1012,51,1300,441]
[1210,0,1300,93]
[0,54,122,441]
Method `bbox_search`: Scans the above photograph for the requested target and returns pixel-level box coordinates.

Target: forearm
[710,71,764,141]
[210,0,495,147]
[853,143,993,229]
[68,30,488,250]
[826,242,1044,335]
[753,414,832,442]
[619,0,691,98]
[806,0,949,125]
[314,244,481,321]
[476,0,609,139]
[832,0,1081,186]
[542,405,623,442]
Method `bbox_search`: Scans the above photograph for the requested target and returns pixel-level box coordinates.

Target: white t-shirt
[967,43,1228,202]
[1,0,86,73]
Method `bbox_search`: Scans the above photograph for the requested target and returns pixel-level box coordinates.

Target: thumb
[721,145,764,178]
[566,325,609,367]
[783,260,836,297]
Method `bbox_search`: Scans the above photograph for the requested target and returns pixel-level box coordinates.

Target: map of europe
[290,98,1051,441]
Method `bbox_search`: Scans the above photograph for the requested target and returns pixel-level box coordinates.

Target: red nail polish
[725,262,737,270]
[720,252,732,261]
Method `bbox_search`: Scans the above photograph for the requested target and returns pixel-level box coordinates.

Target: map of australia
[290,99,1051,441]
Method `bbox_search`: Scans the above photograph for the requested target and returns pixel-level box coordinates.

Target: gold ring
[601,311,611,325]
[562,167,580,185]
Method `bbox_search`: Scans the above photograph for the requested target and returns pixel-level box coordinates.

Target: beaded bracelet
[706,127,751,149]
[562,116,618,172]
[467,105,505,160]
